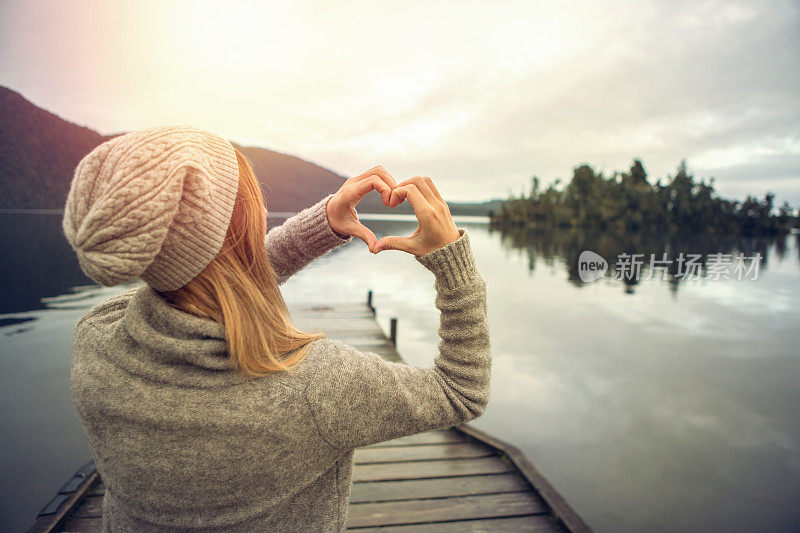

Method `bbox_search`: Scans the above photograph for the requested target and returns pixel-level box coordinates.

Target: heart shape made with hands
[326,166,461,257]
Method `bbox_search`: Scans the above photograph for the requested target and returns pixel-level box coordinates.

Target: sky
[1,0,799,205]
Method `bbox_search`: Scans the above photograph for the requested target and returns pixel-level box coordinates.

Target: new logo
[578,250,607,282]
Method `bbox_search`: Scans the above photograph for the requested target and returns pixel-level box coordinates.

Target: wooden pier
[28,291,592,533]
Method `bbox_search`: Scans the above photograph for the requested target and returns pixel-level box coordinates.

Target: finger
[395,176,439,205]
[421,176,446,205]
[350,166,397,202]
[390,184,429,212]
[374,235,416,254]
[390,184,435,222]
[351,223,378,252]
[385,177,424,207]
[346,175,393,206]
[387,189,406,208]
[352,165,394,185]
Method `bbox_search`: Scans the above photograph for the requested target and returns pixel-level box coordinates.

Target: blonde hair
[159,148,324,376]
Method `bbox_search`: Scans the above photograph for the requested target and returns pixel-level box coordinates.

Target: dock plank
[350,473,532,503]
[354,442,494,464]
[87,482,104,496]
[71,495,102,518]
[353,456,513,482]
[59,517,101,532]
[347,492,548,528]
[348,515,564,532]
[366,431,465,448]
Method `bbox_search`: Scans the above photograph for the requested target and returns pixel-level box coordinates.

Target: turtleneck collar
[111,284,252,388]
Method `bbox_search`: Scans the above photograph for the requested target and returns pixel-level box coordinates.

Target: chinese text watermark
[578,251,762,282]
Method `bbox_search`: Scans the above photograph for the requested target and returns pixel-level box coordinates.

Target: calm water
[1,212,798,532]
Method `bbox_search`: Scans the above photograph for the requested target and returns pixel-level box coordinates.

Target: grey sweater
[70,194,492,532]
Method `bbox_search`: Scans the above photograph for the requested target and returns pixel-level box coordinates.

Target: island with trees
[490,159,797,236]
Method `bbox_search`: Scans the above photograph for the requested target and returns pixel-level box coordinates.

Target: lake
[1,211,798,532]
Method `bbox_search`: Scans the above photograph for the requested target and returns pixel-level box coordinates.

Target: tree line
[490,159,797,235]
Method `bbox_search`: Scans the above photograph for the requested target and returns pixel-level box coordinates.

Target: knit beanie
[62,125,240,292]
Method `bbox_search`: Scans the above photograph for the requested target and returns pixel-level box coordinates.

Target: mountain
[0,86,107,209]
[0,86,348,212]
[233,144,344,213]
[0,85,496,215]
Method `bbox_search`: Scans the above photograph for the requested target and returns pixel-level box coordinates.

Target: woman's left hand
[326,166,398,253]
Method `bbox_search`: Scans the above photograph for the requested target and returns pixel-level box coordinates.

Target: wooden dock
[28,292,592,533]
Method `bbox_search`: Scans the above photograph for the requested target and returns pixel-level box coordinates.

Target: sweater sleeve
[303,228,491,450]
[265,193,353,285]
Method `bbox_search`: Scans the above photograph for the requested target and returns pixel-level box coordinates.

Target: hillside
[233,144,347,213]
[0,85,495,215]
[0,86,107,209]
[0,86,348,212]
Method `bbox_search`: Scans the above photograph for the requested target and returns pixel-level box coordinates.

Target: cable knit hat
[62,125,240,292]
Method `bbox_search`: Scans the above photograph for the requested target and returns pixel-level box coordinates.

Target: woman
[62,125,491,532]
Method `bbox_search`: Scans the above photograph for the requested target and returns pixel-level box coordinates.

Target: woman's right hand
[373,176,461,256]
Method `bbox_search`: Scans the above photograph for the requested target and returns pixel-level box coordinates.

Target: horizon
[1,0,798,206]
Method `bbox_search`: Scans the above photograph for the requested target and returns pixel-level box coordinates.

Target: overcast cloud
[1,0,798,204]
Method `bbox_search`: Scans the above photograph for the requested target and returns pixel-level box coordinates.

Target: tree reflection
[489,224,792,296]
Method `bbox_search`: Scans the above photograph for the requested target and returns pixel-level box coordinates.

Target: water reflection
[0,213,90,314]
[489,224,797,295]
